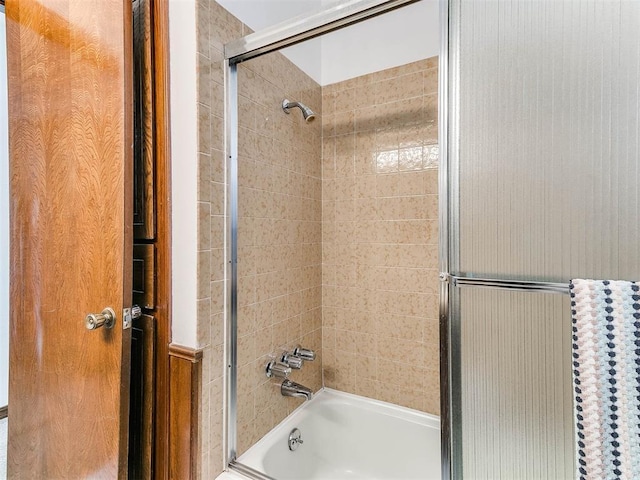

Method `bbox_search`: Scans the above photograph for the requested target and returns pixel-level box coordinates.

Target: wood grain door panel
[129,314,156,479]
[133,0,155,240]
[133,243,156,310]
[6,0,133,478]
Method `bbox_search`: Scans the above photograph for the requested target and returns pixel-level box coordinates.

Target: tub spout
[281,379,313,400]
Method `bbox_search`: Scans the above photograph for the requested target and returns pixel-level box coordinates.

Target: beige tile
[238,95,255,131]
[355,106,378,132]
[213,54,442,462]
[399,146,425,172]
[198,54,212,109]
[198,153,212,203]
[355,83,376,109]
[198,202,212,251]
[376,290,427,317]
[375,71,423,104]
[335,329,357,353]
[377,335,428,366]
[197,299,212,348]
[209,377,223,411]
[210,312,224,347]
[356,354,377,380]
[322,91,336,116]
[198,104,211,154]
[196,1,210,58]
[424,68,439,94]
[377,313,424,341]
[237,303,257,337]
[237,333,256,367]
[424,93,438,123]
[355,377,378,399]
[375,151,399,174]
[335,88,356,113]
[197,250,211,300]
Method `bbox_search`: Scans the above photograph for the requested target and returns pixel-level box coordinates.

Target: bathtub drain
[288,428,303,451]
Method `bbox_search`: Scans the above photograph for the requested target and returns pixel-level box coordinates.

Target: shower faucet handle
[293,346,316,361]
[266,361,291,379]
[282,352,304,369]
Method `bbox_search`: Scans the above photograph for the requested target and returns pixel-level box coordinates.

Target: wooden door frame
[0,0,6,423]
[150,0,172,478]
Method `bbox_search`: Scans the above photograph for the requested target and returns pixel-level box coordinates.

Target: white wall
[216,0,323,82]
[169,0,199,348]
[167,0,439,348]
[215,0,439,85]
[0,11,9,408]
[320,0,439,85]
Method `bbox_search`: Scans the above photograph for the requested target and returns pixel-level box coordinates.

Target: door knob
[85,307,116,330]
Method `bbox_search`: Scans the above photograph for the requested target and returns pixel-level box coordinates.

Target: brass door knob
[85,307,116,330]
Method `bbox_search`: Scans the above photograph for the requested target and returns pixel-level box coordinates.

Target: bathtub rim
[230,387,441,479]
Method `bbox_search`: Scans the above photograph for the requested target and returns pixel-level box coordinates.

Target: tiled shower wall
[234,52,323,455]
[196,2,237,477]
[321,58,441,414]
[196,1,323,474]
[196,1,439,475]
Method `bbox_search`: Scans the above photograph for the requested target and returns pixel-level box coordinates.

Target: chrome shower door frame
[223,0,432,478]
[444,0,592,477]
[437,0,453,478]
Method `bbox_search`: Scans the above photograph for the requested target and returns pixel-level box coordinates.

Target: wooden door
[6,0,133,478]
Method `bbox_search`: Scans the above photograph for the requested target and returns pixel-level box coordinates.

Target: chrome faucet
[281,379,313,400]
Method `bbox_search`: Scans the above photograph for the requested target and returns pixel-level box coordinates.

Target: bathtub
[235,388,441,480]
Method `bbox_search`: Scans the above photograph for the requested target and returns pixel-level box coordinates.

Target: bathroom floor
[0,421,243,480]
[214,471,246,480]
[0,417,6,479]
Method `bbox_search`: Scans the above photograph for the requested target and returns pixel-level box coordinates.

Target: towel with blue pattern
[570,279,640,480]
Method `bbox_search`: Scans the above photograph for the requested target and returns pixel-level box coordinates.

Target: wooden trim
[133,0,156,240]
[0,406,7,419]
[129,315,156,479]
[120,1,135,476]
[133,243,156,309]
[152,0,172,478]
[169,348,202,480]
[169,344,204,363]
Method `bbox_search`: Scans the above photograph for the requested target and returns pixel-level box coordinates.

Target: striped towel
[570,279,640,480]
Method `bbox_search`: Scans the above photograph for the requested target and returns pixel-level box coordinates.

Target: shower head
[282,99,316,123]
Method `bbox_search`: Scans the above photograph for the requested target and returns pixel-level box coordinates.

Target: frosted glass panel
[456,0,640,281]
[459,289,574,479]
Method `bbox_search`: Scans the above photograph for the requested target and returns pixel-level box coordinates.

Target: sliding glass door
[445,0,640,477]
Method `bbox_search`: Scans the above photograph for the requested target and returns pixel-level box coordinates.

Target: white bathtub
[236,388,441,480]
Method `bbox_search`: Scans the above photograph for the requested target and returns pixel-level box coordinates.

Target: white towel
[570,279,640,480]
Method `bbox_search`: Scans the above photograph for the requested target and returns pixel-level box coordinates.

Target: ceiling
[216,0,440,85]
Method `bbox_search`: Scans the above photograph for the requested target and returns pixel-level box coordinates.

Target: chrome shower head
[282,99,316,123]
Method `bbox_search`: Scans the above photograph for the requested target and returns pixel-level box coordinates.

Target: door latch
[122,305,142,330]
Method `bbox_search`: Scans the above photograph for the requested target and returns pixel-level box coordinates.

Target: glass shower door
[447,0,640,478]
